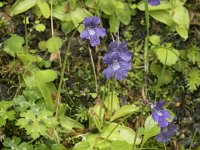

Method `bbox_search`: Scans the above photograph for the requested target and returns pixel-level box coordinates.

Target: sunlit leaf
[37,0,50,18]
[111,140,132,150]
[154,47,179,66]
[46,36,63,53]
[10,0,37,16]
[101,123,141,145]
[141,116,160,147]
[110,105,139,121]
[4,35,24,56]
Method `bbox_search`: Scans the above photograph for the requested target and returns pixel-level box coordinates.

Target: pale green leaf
[73,142,90,150]
[4,35,24,56]
[109,14,120,33]
[99,0,115,15]
[175,25,188,40]
[10,0,37,16]
[111,140,132,150]
[141,116,160,147]
[101,123,141,145]
[59,116,84,130]
[35,23,46,32]
[150,10,175,26]
[46,36,63,53]
[34,70,58,83]
[171,6,190,28]
[115,2,131,25]
[70,7,91,32]
[154,47,179,66]
[110,105,139,121]
[149,35,160,45]
[150,63,173,85]
[37,0,50,18]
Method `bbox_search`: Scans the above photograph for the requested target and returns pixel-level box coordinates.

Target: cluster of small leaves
[0,100,15,127]
[16,109,58,139]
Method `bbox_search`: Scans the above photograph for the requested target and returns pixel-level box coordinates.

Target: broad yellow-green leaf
[46,36,63,53]
[141,116,160,147]
[110,105,139,121]
[115,2,131,25]
[149,35,160,45]
[59,116,84,130]
[99,0,115,15]
[137,0,171,11]
[10,0,37,16]
[70,7,91,32]
[101,123,141,145]
[73,142,91,150]
[109,14,120,33]
[175,25,188,40]
[52,2,71,21]
[37,0,50,18]
[171,6,190,28]
[150,10,175,27]
[35,23,46,32]
[34,70,57,83]
[4,35,24,56]
[154,47,179,66]
[111,141,132,150]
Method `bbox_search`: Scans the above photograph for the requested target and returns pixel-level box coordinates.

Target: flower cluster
[80,16,106,47]
[148,0,160,6]
[151,100,171,127]
[102,42,133,80]
[150,100,177,142]
[155,121,177,142]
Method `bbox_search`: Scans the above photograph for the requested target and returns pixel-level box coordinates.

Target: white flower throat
[112,60,120,71]
[88,28,95,36]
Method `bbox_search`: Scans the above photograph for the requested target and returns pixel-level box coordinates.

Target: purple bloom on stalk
[80,16,106,47]
[148,0,160,6]
[156,122,177,142]
[151,100,171,127]
[102,41,133,80]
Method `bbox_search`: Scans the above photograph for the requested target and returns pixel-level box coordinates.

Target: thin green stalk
[99,80,108,124]
[88,46,98,96]
[50,0,54,37]
[24,16,28,51]
[154,48,168,100]
[189,130,197,150]
[164,143,167,150]
[134,102,148,150]
[110,78,115,118]
[143,0,150,98]
[55,23,82,118]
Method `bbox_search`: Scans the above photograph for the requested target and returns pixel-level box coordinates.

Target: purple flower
[151,100,171,127]
[80,16,106,47]
[156,122,177,142]
[102,42,133,80]
[148,0,160,6]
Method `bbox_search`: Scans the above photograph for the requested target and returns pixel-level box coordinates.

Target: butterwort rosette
[151,100,171,127]
[102,41,133,80]
[155,121,177,142]
[80,16,106,47]
[148,0,160,6]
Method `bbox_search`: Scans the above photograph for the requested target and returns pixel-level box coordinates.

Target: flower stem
[154,48,168,100]
[55,23,82,118]
[164,143,167,150]
[24,16,28,51]
[144,0,150,99]
[88,46,98,97]
[189,130,197,150]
